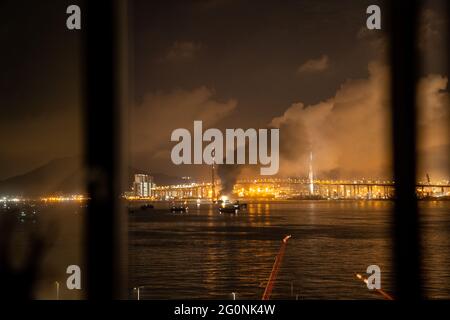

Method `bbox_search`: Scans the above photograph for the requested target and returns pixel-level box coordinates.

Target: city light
[127,177,450,201]
[40,195,87,202]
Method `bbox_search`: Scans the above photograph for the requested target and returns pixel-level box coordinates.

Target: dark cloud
[297,55,329,73]
[131,87,237,177]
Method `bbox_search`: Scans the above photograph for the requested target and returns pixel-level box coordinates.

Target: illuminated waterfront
[126,178,450,201]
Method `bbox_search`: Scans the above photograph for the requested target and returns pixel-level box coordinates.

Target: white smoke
[271,61,448,180]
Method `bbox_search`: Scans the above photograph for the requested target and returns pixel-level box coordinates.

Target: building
[133,174,154,198]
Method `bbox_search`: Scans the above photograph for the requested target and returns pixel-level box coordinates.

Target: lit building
[133,174,154,198]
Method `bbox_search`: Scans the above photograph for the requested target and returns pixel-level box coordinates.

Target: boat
[140,204,154,210]
[219,204,239,214]
[170,202,188,213]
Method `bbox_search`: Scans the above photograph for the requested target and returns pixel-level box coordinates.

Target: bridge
[150,178,450,200]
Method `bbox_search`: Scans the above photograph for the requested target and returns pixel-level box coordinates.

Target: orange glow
[41,194,87,202]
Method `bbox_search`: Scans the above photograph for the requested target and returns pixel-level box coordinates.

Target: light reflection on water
[6,200,448,299]
[128,200,450,300]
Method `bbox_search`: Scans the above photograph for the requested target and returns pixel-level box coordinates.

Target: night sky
[0,0,448,182]
[0,0,82,179]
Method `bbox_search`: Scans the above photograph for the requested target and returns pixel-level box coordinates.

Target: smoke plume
[271,61,448,180]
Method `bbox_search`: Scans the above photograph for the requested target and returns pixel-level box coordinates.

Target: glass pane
[0,1,85,299]
[126,0,397,300]
[417,0,450,299]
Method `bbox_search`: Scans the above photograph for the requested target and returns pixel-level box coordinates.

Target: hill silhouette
[0,156,183,197]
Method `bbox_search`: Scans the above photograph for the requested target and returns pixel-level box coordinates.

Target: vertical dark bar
[447,1,450,181]
[83,0,126,299]
[389,0,422,299]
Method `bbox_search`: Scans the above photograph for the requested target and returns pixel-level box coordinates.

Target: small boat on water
[170,202,188,213]
[218,198,247,214]
[128,203,154,213]
[141,204,154,210]
[219,203,239,214]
